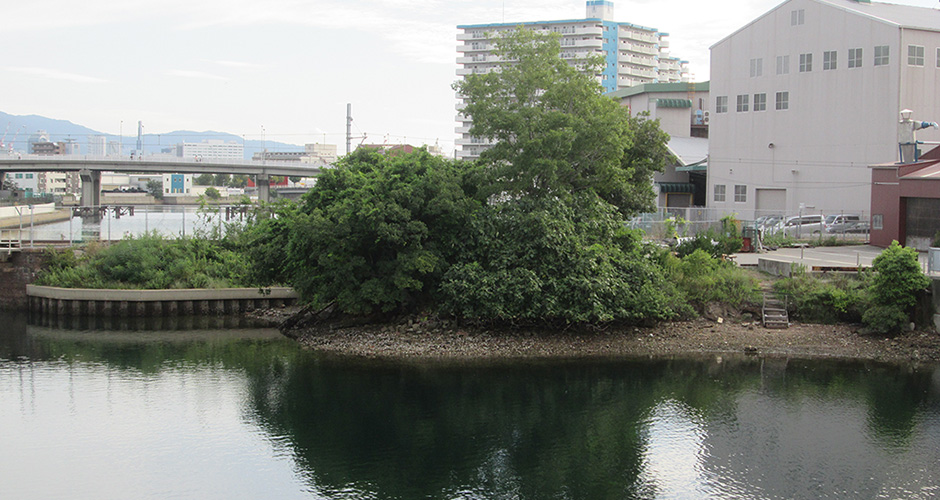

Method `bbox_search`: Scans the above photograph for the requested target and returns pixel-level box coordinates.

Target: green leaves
[863,241,930,333]
[454,28,667,216]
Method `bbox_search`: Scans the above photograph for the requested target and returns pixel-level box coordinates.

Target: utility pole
[346,103,352,155]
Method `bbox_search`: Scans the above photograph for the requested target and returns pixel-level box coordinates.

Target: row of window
[714,184,747,203]
[715,92,789,113]
[749,44,940,77]
[6,173,34,179]
[750,45,891,76]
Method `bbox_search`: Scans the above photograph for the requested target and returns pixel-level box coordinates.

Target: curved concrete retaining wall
[27,284,298,317]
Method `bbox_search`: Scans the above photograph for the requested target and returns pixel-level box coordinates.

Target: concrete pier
[26,285,298,318]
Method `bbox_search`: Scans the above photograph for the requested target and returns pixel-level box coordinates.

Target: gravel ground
[259,307,940,366]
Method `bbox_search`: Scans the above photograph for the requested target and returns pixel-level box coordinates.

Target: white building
[708,0,940,218]
[456,1,690,160]
[177,140,244,161]
[610,82,710,209]
[87,135,107,157]
[163,173,193,196]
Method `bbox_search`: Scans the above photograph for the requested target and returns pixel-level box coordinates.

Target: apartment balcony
[560,37,603,49]
[619,54,656,67]
[619,41,657,56]
[456,137,496,146]
[455,125,472,134]
[457,43,492,53]
[456,32,488,41]
[619,29,656,44]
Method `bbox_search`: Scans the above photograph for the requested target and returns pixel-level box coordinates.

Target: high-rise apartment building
[456,1,690,160]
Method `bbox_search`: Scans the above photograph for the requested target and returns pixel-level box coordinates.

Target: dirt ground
[258,306,940,366]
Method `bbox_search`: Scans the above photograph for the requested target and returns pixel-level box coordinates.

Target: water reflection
[1,311,939,499]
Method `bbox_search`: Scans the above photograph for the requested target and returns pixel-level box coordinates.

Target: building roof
[666,136,708,167]
[901,162,940,180]
[712,0,940,49]
[606,81,709,99]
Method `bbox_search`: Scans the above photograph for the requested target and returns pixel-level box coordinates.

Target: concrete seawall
[27,285,298,317]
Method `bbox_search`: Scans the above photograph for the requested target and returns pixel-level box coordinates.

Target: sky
[3,0,939,157]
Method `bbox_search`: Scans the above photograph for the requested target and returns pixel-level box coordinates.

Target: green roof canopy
[657,182,695,193]
[657,98,692,108]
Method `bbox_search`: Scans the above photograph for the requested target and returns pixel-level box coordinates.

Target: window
[716,96,728,113]
[714,184,726,202]
[791,9,805,26]
[737,94,749,112]
[776,91,789,110]
[753,93,767,111]
[750,58,763,77]
[799,53,812,72]
[15,173,23,179]
[874,45,889,66]
[776,55,790,75]
[937,48,940,67]
[872,214,883,230]
[908,45,925,66]
[25,174,33,179]
[848,48,862,68]
[823,50,837,70]
[734,185,747,203]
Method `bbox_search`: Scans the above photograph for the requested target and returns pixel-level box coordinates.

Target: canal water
[2,311,939,499]
[8,205,245,242]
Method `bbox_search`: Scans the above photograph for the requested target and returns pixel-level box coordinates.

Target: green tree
[285,148,477,314]
[214,173,231,186]
[146,179,164,200]
[862,241,930,334]
[453,27,669,216]
[194,173,215,186]
[228,175,249,188]
[204,186,221,200]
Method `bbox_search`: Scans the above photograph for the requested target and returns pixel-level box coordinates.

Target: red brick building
[870,146,940,249]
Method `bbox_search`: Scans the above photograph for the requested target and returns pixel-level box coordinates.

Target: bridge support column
[256,176,271,203]
[79,169,101,208]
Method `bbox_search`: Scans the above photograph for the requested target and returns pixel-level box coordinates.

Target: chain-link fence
[630,207,872,245]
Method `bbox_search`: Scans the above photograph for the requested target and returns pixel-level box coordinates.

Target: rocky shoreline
[261,307,940,365]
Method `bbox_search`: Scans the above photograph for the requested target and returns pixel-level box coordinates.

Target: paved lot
[733,244,931,271]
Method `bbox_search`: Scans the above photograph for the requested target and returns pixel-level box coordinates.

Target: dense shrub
[773,272,869,323]
[438,196,687,324]
[35,233,250,289]
[862,241,930,334]
[282,148,478,315]
[662,249,760,311]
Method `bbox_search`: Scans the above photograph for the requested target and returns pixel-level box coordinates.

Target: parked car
[774,215,825,237]
[754,215,783,230]
[824,214,862,233]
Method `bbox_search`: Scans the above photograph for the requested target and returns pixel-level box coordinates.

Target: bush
[439,196,687,324]
[862,241,930,334]
[663,249,760,312]
[283,148,478,315]
[35,233,250,289]
[773,272,869,323]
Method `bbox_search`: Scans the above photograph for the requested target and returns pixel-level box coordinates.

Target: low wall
[758,258,793,278]
[0,249,51,310]
[0,202,56,219]
[27,285,298,317]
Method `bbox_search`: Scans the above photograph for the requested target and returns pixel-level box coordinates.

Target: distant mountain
[0,111,302,160]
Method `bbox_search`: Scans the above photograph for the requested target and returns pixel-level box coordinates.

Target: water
[7,205,246,242]
[1,311,939,499]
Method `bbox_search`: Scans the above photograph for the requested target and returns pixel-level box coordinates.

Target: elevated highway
[0,155,325,205]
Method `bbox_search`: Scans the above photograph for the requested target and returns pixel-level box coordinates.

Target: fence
[0,204,251,248]
[631,207,873,244]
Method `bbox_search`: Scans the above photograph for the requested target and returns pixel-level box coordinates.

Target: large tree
[454,28,669,216]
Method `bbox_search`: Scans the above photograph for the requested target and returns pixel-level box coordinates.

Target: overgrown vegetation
[36,233,250,289]
[771,240,930,332]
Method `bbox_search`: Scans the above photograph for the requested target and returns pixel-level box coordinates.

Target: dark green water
[1,311,939,499]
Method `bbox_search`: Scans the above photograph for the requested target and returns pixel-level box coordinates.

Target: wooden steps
[762,292,789,329]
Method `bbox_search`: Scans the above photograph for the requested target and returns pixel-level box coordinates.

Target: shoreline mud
[259,307,940,366]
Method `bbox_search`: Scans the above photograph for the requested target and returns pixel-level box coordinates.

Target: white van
[776,215,825,237]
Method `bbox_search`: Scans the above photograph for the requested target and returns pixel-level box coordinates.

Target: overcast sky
[3,0,938,156]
